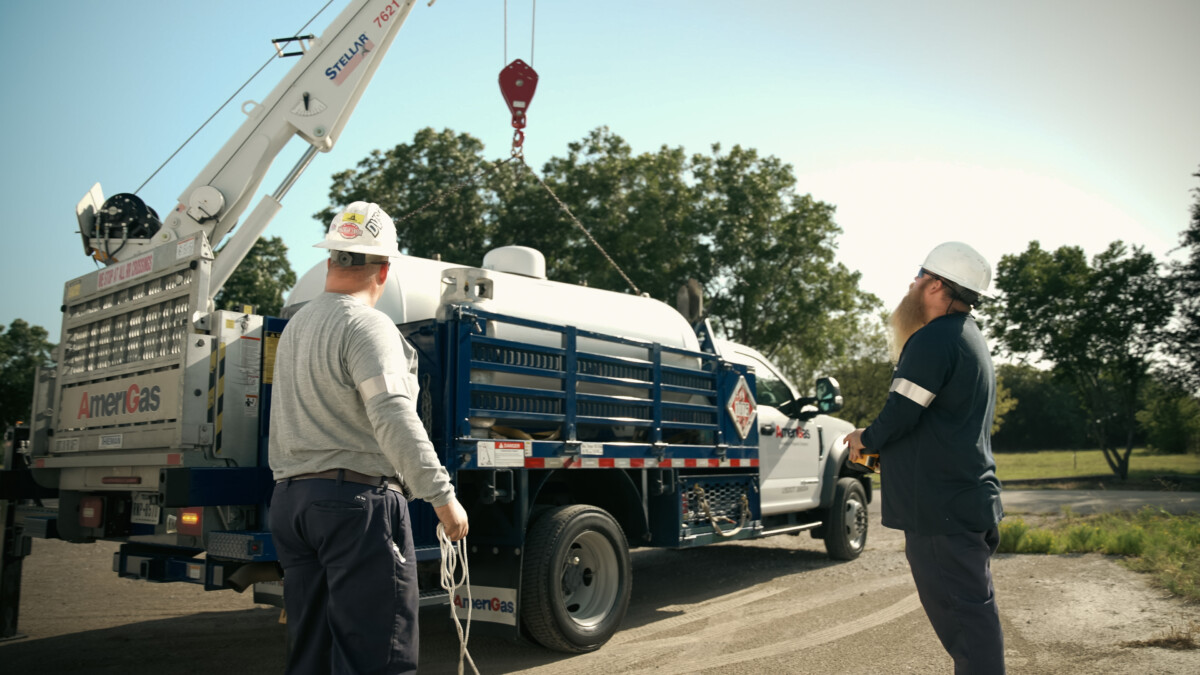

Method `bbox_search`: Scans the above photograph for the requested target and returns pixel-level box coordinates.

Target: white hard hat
[921,241,992,298]
[315,201,402,257]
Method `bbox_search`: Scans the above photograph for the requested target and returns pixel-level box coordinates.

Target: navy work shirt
[861,312,1003,535]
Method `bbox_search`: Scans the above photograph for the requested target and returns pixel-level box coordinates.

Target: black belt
[282,468,403,493]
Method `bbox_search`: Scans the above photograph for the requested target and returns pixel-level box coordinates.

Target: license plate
[131,493,161,525]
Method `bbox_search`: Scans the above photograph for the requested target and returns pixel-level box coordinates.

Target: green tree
[987,241,1176,477]
[213,236,297,316]
[505,128,705,298]
[317,127,499,264]
[0,320,55,430]
[1136,377,1200,454]
[692,144,875,365]
[992,363,1088,451]
[317,126,876,385]
[822,312,892,428]
[1166,168,1200,392]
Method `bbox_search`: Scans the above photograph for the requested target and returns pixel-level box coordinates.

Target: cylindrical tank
[285,247,705,439]
[285,247,700,355]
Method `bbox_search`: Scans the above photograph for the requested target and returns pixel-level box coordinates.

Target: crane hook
[499,59,538,157]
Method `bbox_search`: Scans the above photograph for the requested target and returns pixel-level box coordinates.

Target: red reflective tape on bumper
[526,457,545,468]
[630,458,645,468]
[599,458,615,468]
[685,459,697,467]
[167,453,182,466]
[750,459,759,467]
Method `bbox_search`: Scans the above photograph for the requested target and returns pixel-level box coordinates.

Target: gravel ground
[2,490,1199,674]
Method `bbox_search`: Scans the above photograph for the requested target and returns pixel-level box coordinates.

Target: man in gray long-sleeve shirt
[269,201,468,675]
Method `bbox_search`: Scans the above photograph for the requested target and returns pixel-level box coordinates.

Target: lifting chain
[692,484,751,538]
[520,160,643,295]
[391,155,519,228]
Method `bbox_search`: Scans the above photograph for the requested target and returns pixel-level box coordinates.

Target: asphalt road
[2,490,1199,674]
[1000,488,1200,516]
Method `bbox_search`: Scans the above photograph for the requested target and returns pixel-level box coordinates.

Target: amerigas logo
[77,384,162,419]
[453,585,517,626]
[61,372,178,430]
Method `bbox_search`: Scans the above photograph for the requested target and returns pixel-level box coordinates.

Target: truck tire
[824,477,868,560]
[520,504,631,652]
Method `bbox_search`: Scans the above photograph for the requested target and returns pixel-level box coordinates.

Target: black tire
[824,477,868,560]
[520,504,632,652]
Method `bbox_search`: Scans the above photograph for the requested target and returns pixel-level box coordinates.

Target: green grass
[993,448,1200,483]
[998,508,1200,601]
[865,448,1200,490]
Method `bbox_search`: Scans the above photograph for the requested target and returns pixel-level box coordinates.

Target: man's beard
[888,283,927,363]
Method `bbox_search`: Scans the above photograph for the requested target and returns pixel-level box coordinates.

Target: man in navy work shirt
[269,201,469,675]
[847,241,1005,675]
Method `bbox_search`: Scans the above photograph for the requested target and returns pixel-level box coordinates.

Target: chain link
[519,158,642,295]
[392,155,520,227]
[389,153,642,297]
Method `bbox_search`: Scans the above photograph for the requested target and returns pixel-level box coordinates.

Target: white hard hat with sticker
[315,201,402,258]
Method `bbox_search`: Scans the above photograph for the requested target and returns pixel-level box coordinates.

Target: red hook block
[499,59,538,130]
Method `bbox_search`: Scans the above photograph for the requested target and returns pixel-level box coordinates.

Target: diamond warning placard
[726,375,757,439]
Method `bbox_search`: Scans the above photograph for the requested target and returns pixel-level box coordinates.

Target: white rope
[438,524,479,675]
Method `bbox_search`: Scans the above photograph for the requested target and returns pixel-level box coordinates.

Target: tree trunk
[1100,445,1124,478]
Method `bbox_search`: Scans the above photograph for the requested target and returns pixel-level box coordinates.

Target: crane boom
[78,0,419,306]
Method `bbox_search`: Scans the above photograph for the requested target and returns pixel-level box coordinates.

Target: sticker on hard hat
[337,223,363,239]
[363,214,381,237]
[341,213,365,224]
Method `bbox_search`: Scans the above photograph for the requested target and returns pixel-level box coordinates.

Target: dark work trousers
[905,528,1005,675]
[269,477,418,675]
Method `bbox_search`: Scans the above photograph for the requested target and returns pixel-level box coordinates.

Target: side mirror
[815,376,844,414]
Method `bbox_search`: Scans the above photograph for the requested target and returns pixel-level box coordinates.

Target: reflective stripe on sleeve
[357,373,405,401]
[891,378,935,407]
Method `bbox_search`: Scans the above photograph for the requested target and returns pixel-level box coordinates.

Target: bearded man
[846,242,1005,675]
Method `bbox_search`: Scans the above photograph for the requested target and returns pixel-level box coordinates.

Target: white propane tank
[285,247,705,437]
[286,253,460,323]
[285,247,701,356]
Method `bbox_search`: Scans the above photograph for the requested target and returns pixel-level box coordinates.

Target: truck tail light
[179,507,203,536]
[80,496,103,528]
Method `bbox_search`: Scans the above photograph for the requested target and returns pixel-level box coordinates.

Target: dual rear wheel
[520,505,631,653]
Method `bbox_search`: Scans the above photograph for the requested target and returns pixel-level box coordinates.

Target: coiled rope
[437,523,479,675]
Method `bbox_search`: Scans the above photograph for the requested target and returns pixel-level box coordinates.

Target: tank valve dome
[482,246,546,279]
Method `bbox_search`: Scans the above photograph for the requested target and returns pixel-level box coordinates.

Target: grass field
[866,448,1200,491]
[994,448,1200,482]
[999,507,1200,603]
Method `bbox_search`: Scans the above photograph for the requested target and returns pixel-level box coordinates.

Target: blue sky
[2,0,1197,342]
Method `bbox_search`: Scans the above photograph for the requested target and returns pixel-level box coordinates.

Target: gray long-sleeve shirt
[268,292,454,507]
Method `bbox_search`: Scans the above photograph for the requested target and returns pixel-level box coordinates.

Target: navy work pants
[905,528,1005,675]
[270,477,418,675]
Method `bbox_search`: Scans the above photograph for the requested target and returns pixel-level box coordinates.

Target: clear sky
[2,0,1197,342]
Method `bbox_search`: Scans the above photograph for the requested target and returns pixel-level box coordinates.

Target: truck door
[728,348,821,515]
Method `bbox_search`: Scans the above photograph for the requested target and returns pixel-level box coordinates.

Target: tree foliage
[317,126,877,383]
[0,320,55,430]
[214,236,297,317]
[317,127,498,264]
[986,241,1175,477]
[822,312,891,428]
[1165,168,1200,392]
[992,363,1088,451]
[1136,376,1200,454]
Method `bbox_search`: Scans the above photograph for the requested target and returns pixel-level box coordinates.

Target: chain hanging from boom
[397,0,641,295]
